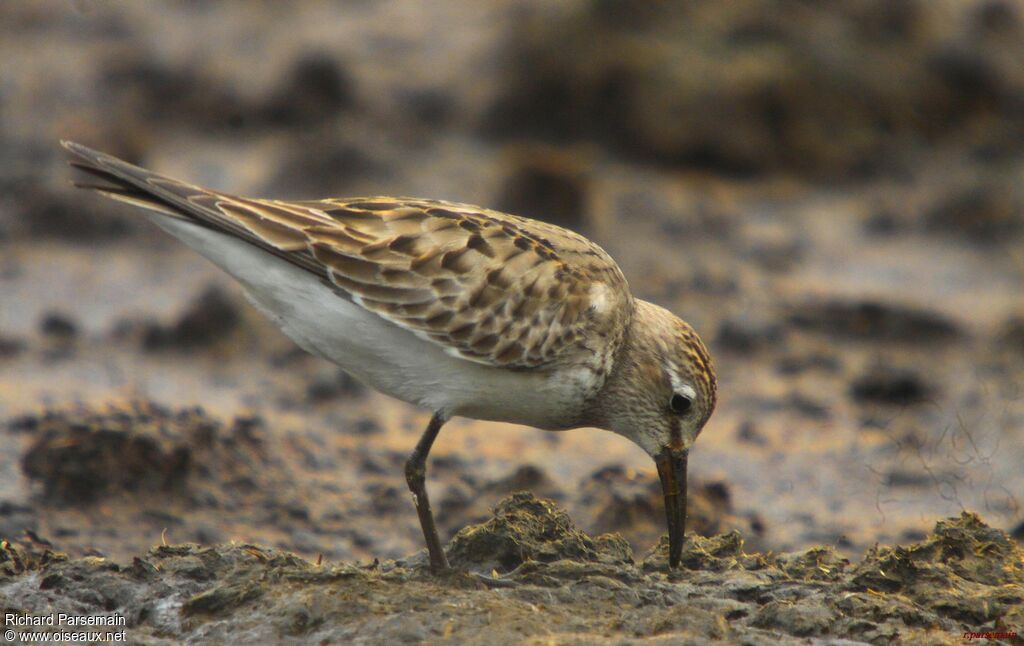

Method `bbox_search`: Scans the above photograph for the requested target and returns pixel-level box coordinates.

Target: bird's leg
[404,411,450,571]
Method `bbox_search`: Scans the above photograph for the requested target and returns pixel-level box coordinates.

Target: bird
[61,140,717,571]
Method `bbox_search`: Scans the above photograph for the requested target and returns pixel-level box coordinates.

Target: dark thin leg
[404,412,450,571]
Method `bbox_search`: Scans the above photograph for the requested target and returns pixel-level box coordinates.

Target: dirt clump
[139,285,242,351]
[38,313,78,339]
[0,538,67,577]
[924,178,1024,243]
[788,299,963,344]
[847,513,1024,626]
[258,52,354,127]
[436,464,565,540]
[4,185,137,241]
[19,402,268,505]
[484,1,1024,177]
[446,492,631,573]
[0,335,25,360]
[305,368,367,403]
[263,136,390,198]
[493,145,590,231]
[435,463,743,557]
[576,465,760,554]
[849,365,934,405]
[715,313,785,355]
[1,500,1019,643]
[101,54,253,134]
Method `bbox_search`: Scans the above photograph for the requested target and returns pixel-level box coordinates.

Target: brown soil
[2,496,1020,644]
[1,1,1022,642]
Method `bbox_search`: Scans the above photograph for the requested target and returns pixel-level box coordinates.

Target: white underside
[148,215,590,430]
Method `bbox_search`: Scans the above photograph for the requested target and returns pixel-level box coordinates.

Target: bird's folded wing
[63,141,633,369]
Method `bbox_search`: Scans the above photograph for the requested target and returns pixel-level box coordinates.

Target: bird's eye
[670,393,692,414]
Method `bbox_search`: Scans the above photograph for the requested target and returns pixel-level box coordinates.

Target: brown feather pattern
[61,141,634,371]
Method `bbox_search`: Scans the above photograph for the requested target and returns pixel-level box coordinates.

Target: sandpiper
[61,141,717,570]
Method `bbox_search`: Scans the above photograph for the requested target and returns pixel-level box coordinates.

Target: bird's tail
[60,140,328,277]
[60,140,199,220]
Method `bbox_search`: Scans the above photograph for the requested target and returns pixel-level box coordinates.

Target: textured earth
[3,496,1021,644]
[1,1,1023,642]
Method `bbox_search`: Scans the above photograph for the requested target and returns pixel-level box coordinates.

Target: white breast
[148,215,592,430]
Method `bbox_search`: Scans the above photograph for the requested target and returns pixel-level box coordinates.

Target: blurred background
[0,0,1022,563]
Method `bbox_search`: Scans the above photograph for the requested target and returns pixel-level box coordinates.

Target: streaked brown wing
[296,197,634,368]
[63,141,633,369]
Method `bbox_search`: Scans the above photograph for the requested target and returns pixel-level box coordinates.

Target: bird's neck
[584,300,663,432]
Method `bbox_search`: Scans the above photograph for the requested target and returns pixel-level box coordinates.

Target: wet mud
[1,0,1023,642]
[2,403,742,567]
[2,495,1020,644]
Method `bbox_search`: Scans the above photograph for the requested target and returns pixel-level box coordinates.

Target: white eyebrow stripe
[666,366,697,399]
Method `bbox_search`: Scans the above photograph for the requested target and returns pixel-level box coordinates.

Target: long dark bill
[655,447,688,568]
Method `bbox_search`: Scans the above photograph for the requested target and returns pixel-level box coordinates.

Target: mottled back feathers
[62,141,633,371]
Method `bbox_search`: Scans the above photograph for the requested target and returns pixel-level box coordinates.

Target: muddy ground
[1,0,1023,642]
[3,497,1022,643]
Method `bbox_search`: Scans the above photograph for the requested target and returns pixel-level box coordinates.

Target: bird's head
[592,300,717,568]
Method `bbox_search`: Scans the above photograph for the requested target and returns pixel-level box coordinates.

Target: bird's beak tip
[655,446,689,570]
